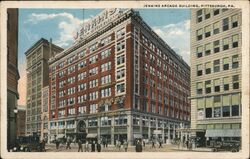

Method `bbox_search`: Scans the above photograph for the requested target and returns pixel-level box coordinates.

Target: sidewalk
[172,145,212,152]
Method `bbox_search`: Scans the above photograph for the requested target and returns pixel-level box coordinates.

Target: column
[162,124,165,143]
[173,124,176,139]
[127,114,133,146]
[139,115,142,135]
[97,117,101,142]
[111,116,115,145]
[148,118,151,140]
[167,123,171,144]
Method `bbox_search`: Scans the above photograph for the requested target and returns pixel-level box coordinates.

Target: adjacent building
[16,105,26,136]
[25,38,63,137]
[48,9,190,145]
[7,8,19,150]
[190,9,242,145]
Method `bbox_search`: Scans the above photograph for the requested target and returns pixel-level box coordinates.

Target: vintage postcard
[0,1,249,159]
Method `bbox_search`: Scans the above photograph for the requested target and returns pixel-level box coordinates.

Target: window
[78,95,87,103]
[196,29,203,41]
[101,75,111,85]
[78,72,87,80]
[205,43,211,55]
[223,77,229,91]
[204,9,210,19]
[117,83,125,93]
[115,115,127,125]
[205,25,211,38]
[68,76,75,84]
[214,107,221,118]
[232,55,239,69]
[213,9,219,16]
[116,28,125,39]
[213,21,220,34]
[89,67,98,76]
[213,40,220,53]
[89,43,98,53]
[89,79,98,88]
[213,59,220,72]
[58,110,65,117]
[196,82,203,95]
[205,80,211,94]
[196,46,203,58]
[197,64,203,76]
[101,49,111,59]
[78,83,87,91]
[68,108,75,115]
[101,62,111,72]
[100,36,111,47]
[67,87,76,95]
[58,121,65,129]
[101,117,112,126]
[89,91,98,100]
[78,60,87,69]
[232,34,239,48]
[223,18,229,31]
[232,14,238,28]
[197,9,203,22]
[214,95,221,107]
[117,69,125,79]
[205,108,212,118]
[88,118,98,126]
[222,106,230,117]
[68,97,75,105]
[117,41,125,51]
[90,104,98,114]
[223,57,229,70]
[117,55,125,65]
[232,75,239,89]
[89,55,98,64]
[78,106,87,114]
[231,94,240,116]
[205,62,211,74]
[101,88,111,98]
[99,104,111,112]
[214,79,221,92]
[223,37,229,50]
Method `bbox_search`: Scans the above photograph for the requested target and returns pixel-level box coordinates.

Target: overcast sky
[17,8,190,105]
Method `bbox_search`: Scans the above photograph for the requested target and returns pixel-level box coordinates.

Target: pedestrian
[85,141,89,152]
[55,139,60,150]
[143,139,145,147]
[117,140,121,150]
[97,142,101,152]
[91,141,96,152]
[102,139,105,148]
[152,140,155,148]
[135,140,142,152]
[123,140,128,152]
[186,139,189,149]
[105,138,108,148]
[78,139,83,152]
[42,139,46,152]
[66,137,71,149]
[159,139,163,148]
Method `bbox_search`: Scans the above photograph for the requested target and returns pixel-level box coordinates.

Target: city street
[45,143,179,152]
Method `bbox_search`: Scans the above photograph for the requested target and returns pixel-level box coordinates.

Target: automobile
[14,136,42,152]
[211,140,240,152]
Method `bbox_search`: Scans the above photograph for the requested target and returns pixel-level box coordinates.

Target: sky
[17,8,190,105]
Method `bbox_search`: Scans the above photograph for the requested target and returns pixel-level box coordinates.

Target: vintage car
[211,140,240,152]
[14,136,42,152]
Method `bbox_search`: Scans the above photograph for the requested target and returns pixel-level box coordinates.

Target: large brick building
[48,9,190,145]
[7,8,19,150]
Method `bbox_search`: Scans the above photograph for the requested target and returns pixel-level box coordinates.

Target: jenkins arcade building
[48,9,190,145]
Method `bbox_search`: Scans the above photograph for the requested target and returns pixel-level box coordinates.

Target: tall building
[7,8,19,150]
[25,38,63,137]
[41,86,49,141]
[190,9,241,145]
[48,9,190,145]
[16,105,26,136]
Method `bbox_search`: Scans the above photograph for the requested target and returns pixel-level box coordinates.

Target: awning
[133,134,143,139]
[205,129,241,137]
[86,133,98,138]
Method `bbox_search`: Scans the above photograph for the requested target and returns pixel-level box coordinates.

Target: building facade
[48,9,190,145]
[16,105,26,136]
[7,8,19,150]
[25,38,63,137]
[190,9,242,145]
[41,86,49,141]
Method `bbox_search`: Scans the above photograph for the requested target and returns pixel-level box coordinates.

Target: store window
[205,108,212,118]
